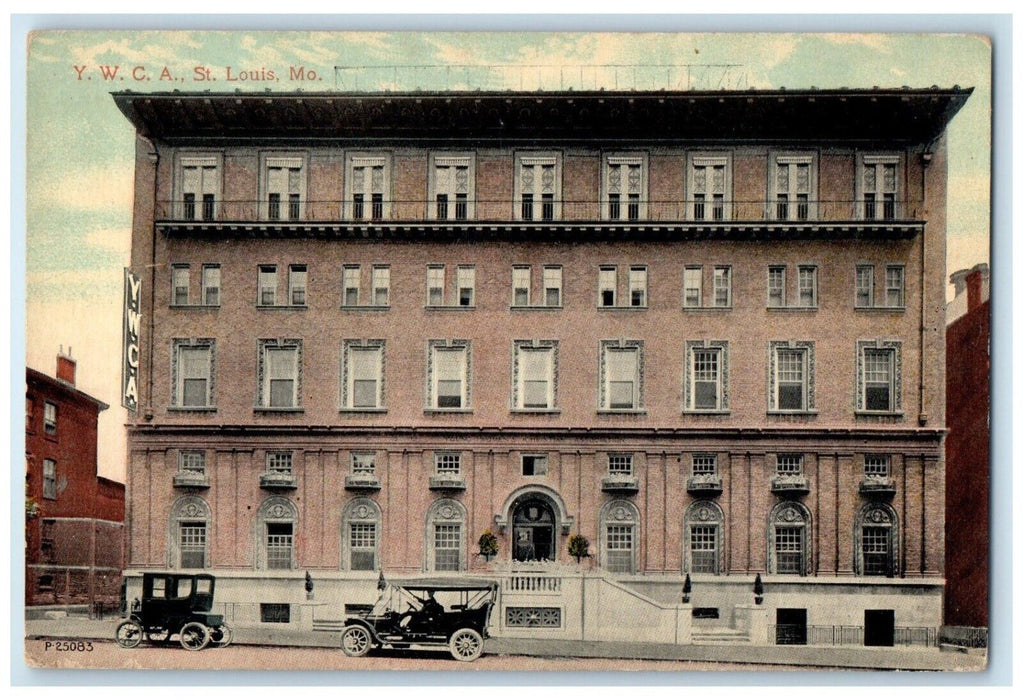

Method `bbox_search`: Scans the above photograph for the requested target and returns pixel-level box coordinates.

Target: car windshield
[369,584,494,615]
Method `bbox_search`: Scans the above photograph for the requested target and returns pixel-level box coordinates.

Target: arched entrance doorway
[512,497,556,562]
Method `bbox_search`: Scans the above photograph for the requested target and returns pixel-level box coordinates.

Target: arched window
[169,496,210,569]
[425,499,467,572]
[256,496,298,570]
[341,498,382,571]
[599,500,640,574]
[684,501,725,574]
[855,503,899,577]
[768,502,811,576]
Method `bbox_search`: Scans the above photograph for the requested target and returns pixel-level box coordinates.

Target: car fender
[343,619,383,644]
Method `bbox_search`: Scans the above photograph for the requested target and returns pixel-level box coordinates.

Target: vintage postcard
[21,29,991,674]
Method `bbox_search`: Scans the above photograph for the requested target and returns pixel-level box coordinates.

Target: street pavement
[23,614,987,672]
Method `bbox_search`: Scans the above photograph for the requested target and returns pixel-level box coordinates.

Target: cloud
[83,227,132,255]
[37,164,134,214]
[818,34,894,54]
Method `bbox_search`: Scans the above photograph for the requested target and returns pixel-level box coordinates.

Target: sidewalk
[24,615,987,672]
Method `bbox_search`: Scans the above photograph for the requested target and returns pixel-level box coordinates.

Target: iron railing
[768,624,938,647]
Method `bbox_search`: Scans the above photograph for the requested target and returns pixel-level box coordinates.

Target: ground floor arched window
[600,500,640,574]
[855,503,899,577]
[342,498,382,571]
[768,501,811,576]
[684,501,724,574]
[425,499,466,572]
[257,496,298,570]
[170,496,210,569]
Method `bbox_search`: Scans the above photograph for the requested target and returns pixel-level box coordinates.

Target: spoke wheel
[179,621,210,651]
[341,625,372,657]
[115,620,143,649]
[449,628,484,662]
[210,623,233,648]
[145,627,170,644]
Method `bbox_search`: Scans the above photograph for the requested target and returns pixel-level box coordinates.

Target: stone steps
[691,628,751,644]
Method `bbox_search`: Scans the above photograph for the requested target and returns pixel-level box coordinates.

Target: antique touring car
[115,572,233,651]
[341,578,498,661]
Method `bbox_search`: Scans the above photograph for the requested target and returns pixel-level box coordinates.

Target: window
[352,452,376,475]
[598,266,617,307]
[690,526,718,574]
[343,499,382,571]
[692,454,717,476]
[427,499,467,572]
[289,265,307,306]
[266,522,293,570]
[797,266,817,307]
[522,455,548,476]
[769,502,810,576]
[856,265,874,307]
[178,155,219,221]
[776,454,803,476]
[26,396,34,432]
[260,603,291,623]
[423,263,475,309]
[510,264,562,309]
[172,340,214,408]
[686,341,728,412]
[171,265,190,306]
[179,522,207,568]
[258,265,277,306]
[689,154,730,221]
[428,341,470,410]
[371,266,390,307]
[600,500,639,574]
[628,266,648,307]
[683,267,702,307]
[430,154,474,221]
[179,451,206,477]
[856,504,898,577]
[43,401,57,435]
[857,341,901,413]
[517,153,560,221]
[856,264,904,309]
[770,342,815,412]
[885,266,905,308]
[427,265,445,306]
[457,266,475,307]
[712,267,731,307]
[771,154,815,221]
[258,340,301,409]
[601,341,643,411]
[604,154,646,221]
[341,340,384,410]
[514,341,557,410]
[266,451,293,477]
[346,154,389,220]
[512,266,530,306]
[170,496,210,569]
[263,155,304,221]
[608,454,633,476]
[860,155,900,220]
[435,453,461,475]
[864,455,891,478]
[342,266,360,307]
[543,266,562,307]
[768,266,786,307]
[201,265,220,306]
[42,459,57,499]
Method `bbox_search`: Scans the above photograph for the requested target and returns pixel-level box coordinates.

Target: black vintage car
[115,572,233,651]
[341,578,498,662]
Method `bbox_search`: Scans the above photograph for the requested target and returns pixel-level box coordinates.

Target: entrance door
[775,608,807,645]
[864,609,895,647]
[512,499,555,562]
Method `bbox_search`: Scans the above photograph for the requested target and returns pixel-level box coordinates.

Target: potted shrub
[568,533,591,564]
[477,530,499,561]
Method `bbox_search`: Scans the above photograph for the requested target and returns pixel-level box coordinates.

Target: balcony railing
[770,474,809,495]
[172,470,210,489]
[686,473,723,496]
[259,470,297,489]
[344,472,381,491]
[156,198,917,226]
[859,475,897,497]
[600,474,640,494]
[429,474,466,491]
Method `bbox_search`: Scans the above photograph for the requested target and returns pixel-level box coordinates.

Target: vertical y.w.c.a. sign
[122,268,141,413]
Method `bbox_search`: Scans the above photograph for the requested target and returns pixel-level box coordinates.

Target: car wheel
[341,625,372,657]
[115,620,143,649]
[210,623,233,647]
[449,628,484,662]
[179,621,210,651]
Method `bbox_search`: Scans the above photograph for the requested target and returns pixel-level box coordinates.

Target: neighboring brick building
[25,351,124,607]
[945,263,990,630]
[114,87,969,644]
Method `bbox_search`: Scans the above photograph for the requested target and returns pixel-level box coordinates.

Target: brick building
[944,263,990,631]
[114,87,969,644]
[25,351,124,607]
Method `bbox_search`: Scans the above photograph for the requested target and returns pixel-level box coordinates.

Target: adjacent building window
[428,341,471,410]
[516,153,560,221]
[201,265,221,306]
[513,340,558,410]
[43,401,57,435]
[856,503,898,577]
[342,265,361,307]
[684,501,724,574]
[263,155,305,221]
[860,154,900,220]
[600,340,643,411]
[172,339,215,408]
[42,459,57,499]
[171,265,190,306]
[346,154,389,220]
[426,499,467,572]
[288,265,307,306]
[769,502,811,576]
[342,499,382,571]
[685,341,728,412]
[600,500,640,574]
[430,154,474,221]
[258,496,298,570]
[603,154,646,221]
[769,341,815,412]
[608,454,634,476]
[689,154,731,221]
[522,454,548,477]
[178,155,219,221]
[258,339,301,409]
[857,341,902,413]
[258,265,277,306]
[341,340,385,410]
[770,153,815,221]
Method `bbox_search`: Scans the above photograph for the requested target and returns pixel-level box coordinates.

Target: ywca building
[115,87,969,644]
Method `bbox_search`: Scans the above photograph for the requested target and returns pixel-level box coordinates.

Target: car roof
[388,578,498,591]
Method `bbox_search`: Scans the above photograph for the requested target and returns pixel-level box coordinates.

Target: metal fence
[768,624,938,647]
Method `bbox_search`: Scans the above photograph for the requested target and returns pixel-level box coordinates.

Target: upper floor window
[177,155,219,221]
[603,153,647,221]
[457,266,475,307]
[855,264,905,309]
[346,153,390,220]
[172,265,190,306]
[178,450,207,477]
[864,455,891,478]
[258,339,302,410]
[172,339,215,409]
[859,154,900,220]
[43,401,57,435]
[769,341,815,413]
[857,341,902,414]
[776,454,804,476]
[342,265,360,307]
[435,452,462,475]
[885,265,905,308]
[768,264,818,309]
[600,340,643,411]
[429,154,474,221]
[43,459,57,499]
[689,153,731,221]
[685,341,729,412]
[341,340,385,410]
[513,340,558,411]
[512,265,562,308]
[598,266,617,307]
[201,265,221,307]
[341,264,389,308]
[289,265,307,307]
[692,454,718,476]
[628,266,648,308]
[608,454,634,476]
[684,265,731,309]
[262,155,305,221]
[521,454,548,476]
[371,266,390,307]
[258,263,307,308]
[428,340,471,410]
[516,153,561,221]
[770,153,816,221]
[258,265,277,306]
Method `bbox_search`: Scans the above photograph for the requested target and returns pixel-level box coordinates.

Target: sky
[23,31,991,483]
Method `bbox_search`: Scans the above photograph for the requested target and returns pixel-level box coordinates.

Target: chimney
[949,269,970,297]
[56,345,76,386]
[966,268,983,312]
